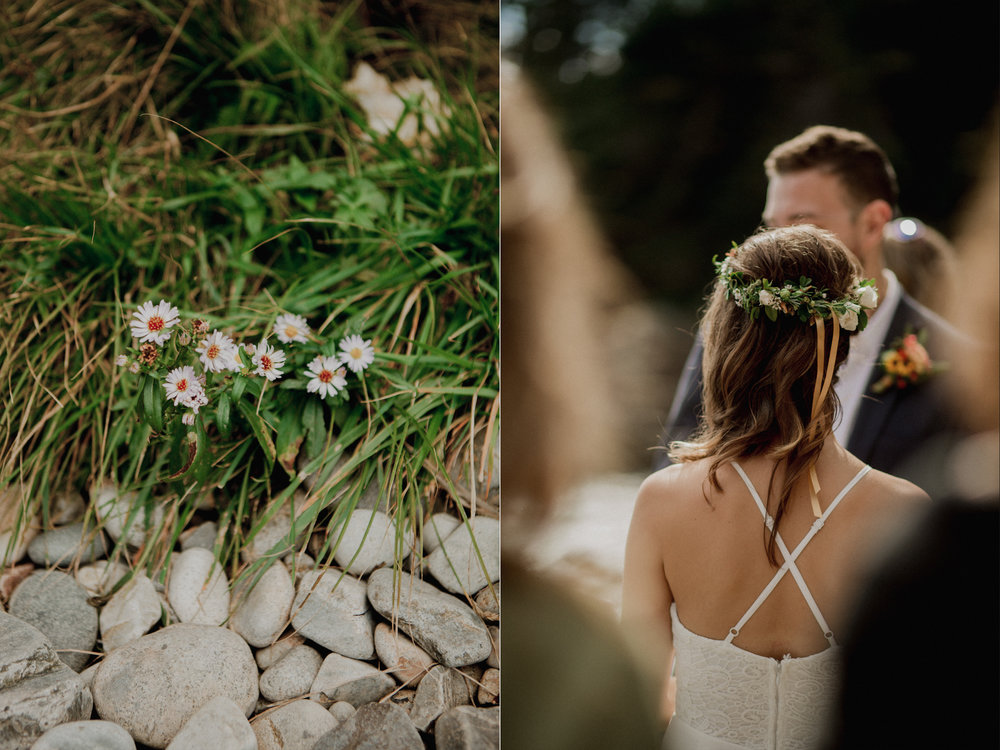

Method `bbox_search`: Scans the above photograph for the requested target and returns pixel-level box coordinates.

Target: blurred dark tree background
[502,0,999,312]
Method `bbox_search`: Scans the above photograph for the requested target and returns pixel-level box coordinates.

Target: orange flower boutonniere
[872,329,948,394]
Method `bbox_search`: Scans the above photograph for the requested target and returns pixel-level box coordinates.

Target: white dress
[663,462,871,750]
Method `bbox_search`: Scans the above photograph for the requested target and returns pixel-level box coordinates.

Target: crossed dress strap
[726,461,872,647]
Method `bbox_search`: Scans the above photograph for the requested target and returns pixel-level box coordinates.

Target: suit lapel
[846,297,920,462]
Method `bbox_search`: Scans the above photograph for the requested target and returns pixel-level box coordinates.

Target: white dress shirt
[833,269,902,445]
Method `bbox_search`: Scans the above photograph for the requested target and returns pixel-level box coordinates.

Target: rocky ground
[0,483,500,750]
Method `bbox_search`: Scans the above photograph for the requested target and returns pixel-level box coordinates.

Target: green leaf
[765,306,778,322]
[276,406,305,477]
[216,392,232,437]
[237,399,276,473]
[302,397,326,460]
[141,375,163,433]
[232,374,247,402]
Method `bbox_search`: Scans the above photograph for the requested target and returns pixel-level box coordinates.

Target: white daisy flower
[130,300,180,345]
[274,313,311,345]
[338,334,375,373]
[180,389,209,414]
[163,366,203,405]
[196,330,239,373]
[304,356,348,399]
[252,340,285,381]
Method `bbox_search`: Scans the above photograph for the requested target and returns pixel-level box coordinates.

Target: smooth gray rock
[92,624,258,748]
[478,667,499,704]
[422,513,461,554]
[229,561,294,648]
[373,623,434,687]
[327,701,356,723]
[99,574,162,651]
[259,644,322,702]
[0,671,93,750]
[167,548,230,626]
[291,570,375,660]
[240,495,309,564]
[473,584,499,622]
[179,521,217,551]
[27,523,108,568]
[8,570,98,672]
[30,720,135,750]
[165,696,255,750]
[486,625,499,669]
[75,562,129,598]
[0,610,59,690]
[408,665,472,731]
[331,509,408,576]
[251,699,338,750]
[434,705,500,750]
[91,483,163,549]
[309,653,395,708]
[0,612,93,749]
[312,702,422,750]
[254,633,304,670]
[366,569,491,667]
[425,517,499,595]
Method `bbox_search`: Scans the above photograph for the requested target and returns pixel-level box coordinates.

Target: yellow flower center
[285,325,299,339]
[350,347,362,360]
[206,344,220,359]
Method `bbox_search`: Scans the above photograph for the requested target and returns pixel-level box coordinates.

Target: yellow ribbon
[807,317,840,518]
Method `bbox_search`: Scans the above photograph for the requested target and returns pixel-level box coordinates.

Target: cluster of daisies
[118,300,376,425]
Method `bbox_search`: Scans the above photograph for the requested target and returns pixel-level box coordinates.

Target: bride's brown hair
[671,225,865,565]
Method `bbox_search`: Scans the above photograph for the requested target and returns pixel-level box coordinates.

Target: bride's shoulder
[633,461,708,519]
[858,465,932,508]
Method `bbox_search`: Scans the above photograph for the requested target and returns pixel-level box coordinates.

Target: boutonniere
[872,328,948,394]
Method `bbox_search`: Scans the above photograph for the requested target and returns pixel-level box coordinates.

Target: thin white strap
[727,462,871,645]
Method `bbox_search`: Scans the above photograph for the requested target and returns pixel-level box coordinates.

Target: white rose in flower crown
[758,289,778,308]
[858,284,878,309]
[838,309,859,332]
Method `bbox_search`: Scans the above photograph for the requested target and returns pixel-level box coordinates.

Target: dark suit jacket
[655,292,972,487]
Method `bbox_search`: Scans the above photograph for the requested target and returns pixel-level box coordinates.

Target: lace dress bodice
[664,462,871,750]
[667,604,842,750]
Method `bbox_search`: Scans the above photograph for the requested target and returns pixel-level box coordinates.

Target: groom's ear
[858,199,893,246]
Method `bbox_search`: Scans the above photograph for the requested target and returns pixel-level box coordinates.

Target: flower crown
[713,250,878,332]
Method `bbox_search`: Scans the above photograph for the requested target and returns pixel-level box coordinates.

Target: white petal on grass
[130,300,180,345]
[304,356,348,399]
[274,313,311,344]
[252,340,285,381]
[196,330,240,373]
[163,366,203,405]
[338,335,375,373]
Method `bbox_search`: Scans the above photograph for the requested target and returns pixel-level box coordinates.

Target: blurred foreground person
[881,216,960,320]
[625,225,930,749]
[825,114,1000,750]
[500,60,662,750]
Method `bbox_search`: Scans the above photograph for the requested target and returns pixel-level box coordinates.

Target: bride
[623,225,929,749]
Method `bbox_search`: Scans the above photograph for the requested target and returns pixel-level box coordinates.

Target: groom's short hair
[764,125,899,213]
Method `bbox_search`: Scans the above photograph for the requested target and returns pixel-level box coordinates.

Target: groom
[657,125,970,486]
